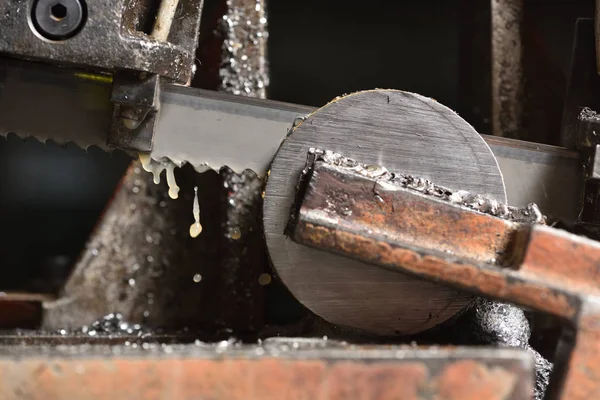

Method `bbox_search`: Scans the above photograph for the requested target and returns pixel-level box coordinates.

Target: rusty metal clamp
[289,149,600,400]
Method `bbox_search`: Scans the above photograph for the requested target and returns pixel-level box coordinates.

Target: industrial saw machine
[1,0,600,399]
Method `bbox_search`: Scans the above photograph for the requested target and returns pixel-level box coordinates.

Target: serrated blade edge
[0,60,113,153]
[150,87,313,176]
[0,60,313,175]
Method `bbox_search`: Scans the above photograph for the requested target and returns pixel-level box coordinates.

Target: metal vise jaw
[290,149,600,400]
[0,0,204,152]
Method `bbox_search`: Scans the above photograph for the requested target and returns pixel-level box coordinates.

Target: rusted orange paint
[433,360,517,400]
[521,226,600,294]
[292,161,600,400]
[312,168,514,265]
[0,357,526,400]
[558,313,600,399]
[299,223,577,320]
[327,362,427,400]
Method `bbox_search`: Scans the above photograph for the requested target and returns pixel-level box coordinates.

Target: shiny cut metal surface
[264,89,506,336]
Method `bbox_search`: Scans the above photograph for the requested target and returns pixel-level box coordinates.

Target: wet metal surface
[41,163,213,330]
[40,0,271,331]
[41,162,264,333]
[291,152,600,399]
[0,341,533,400]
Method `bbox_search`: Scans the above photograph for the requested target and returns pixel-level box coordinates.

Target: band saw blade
[263,89,506,336]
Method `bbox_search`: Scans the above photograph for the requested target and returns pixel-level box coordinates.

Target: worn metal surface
[41,163,213,330]
[32,0,86,41]
[466,299,552,400]
[0,59,582,217]
[220,0,269,98]
[108,71,161,152]
[264,89,506,336]
[559,19,600,225]
[0,340,533,400]
[153,0,182,42]
[214,167,268,333]
[561,19,600,150]
[291,155,600,399]
[491,0,524,139]
[577,110,600,224]
[0,59,308,172]
[463,0,564,145]
[41,162,265,332]
[0,0,202,83]
[486,137,581,221]
[41,0,270,331]
[193,0,269,335]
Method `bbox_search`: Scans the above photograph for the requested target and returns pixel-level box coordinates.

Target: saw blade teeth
[1,131,256,177]
[0,131,123,157]
[142,152,261,182]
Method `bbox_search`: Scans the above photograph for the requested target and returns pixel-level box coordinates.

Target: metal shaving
[220,0,269,97]
[310,148,545,224]
[470,300,552,400]
[73,313,149,337]
[579,107,600,123]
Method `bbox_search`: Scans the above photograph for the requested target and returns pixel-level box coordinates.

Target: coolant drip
[138,154,203,237]
[139,153,180,199]
[189,186,202,238]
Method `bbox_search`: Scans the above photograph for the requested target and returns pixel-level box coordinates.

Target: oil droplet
[165,163,179,199]
[193,273,202,283]
[189,224,202,238]
[189,186,203,238]
[229,227,241,240]
[258,273,271,286]
[138,153,180,198]
[139,153,161,184]
[123,118,139,130]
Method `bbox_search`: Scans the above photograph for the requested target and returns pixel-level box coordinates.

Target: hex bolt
[32,0,86,40]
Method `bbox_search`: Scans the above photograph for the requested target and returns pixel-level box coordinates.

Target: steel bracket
[290,149,600,400]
